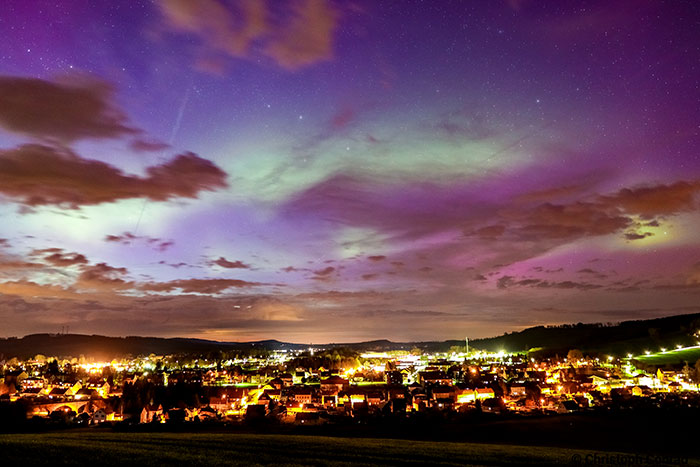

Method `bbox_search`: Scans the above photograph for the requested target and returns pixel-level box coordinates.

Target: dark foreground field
[0,432,697,466]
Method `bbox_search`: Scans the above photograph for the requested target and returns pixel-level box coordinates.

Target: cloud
[157,0,338,71]
[141,278,263,294]
[130,139,170,152]
[367,255,386,262]
[0,75,137,142]
[474,225,506,239]
[104,232,174,251]
[0,280,79,299]
[159,0,267,58]
[601,180,700,219]
[75,262,131,291]
[313,266,335,276]
[508,201,632,241]
[624,231,654,241]
[281,266,303,273]
[264,0,337,70]
[330,108,355,129]
[497,274,602,291]
[0,252,44,274]
[211,257,251,269]
[0,144,227,208]
[43,251,89,267]
[311,266,336,281]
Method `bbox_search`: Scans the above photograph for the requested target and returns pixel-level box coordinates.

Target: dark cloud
[601,180,700,219]
[130,139,170,152]
[141,278,263,294]
[262,0,338,70]
[367,255,386,262]
[105,232,175,252]
[497,274,602,291]
[313,266,335,276]
[474,225,505,239]
[44,251,89,267]
[211,257,250,269]
[0,144,227,208]
[497,275,515,289]
[624,231,654,241]
[536,280,602,290]
[0,252,44,273]
[158,0,338,71]
[511,202,632,240]
[0,75,137,142]
[330,108,355,129]
[76,263,130,290]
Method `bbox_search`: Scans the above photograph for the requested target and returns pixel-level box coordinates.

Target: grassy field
[2,431,693,466]
[634,346,700,365]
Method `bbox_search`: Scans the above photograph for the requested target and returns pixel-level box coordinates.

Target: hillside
[470,312,700,356]
[0,334,305,360]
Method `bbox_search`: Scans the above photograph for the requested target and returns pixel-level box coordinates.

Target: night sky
[0,0,698,342]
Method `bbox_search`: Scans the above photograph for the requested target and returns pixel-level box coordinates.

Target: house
[510,385,526,397]
[366,392,383,406]
[590,375,609,387]
[91,408,107,424]
[293,371,306,385]
[431,385,455,401]
[557,400,579,413]
[279,373,293,387]
[387,387,406,400]
[320,391,338,407]
[320,376,348,393]
[289,388,313,405]
[456,390,475,404]
[20,377,45,391]
[481,397,505,414]
[18,387,43,398]
[74,388,98,400]
[264,389,282,401]
[295,412,322,425]
[48,387,69,399]
[419,370,451,386]
[85,381,111,397]
[267,377,284,390]
[385,371,403,385]
[140,404,163,423]
[257,393,272,407]
[668,381,682,392]
[475,388,495,400]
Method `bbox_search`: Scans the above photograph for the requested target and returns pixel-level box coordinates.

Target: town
[2,345,699,428]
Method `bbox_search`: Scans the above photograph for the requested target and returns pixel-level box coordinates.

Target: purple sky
[0,0,698,342]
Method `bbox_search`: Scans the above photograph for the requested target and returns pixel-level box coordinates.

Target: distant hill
[2,312,699,360]
[469,312,700,356]
[0,334,306,360]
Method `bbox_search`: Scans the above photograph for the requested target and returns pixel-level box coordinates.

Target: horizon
[4,308,700,345]
[0,1,698,342]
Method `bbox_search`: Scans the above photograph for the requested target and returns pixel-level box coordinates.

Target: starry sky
[0,0,698,343]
